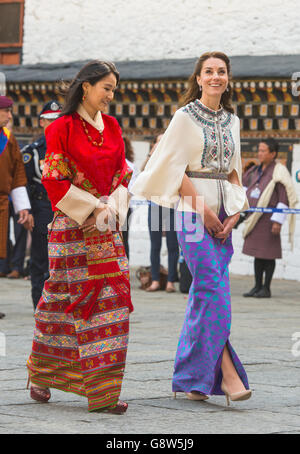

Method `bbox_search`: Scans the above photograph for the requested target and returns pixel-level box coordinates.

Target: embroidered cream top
[131,100,249,216]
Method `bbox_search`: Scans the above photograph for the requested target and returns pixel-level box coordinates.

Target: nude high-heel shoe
[173,391,208,400]
[221,382,252,406]
[185,392,209,401]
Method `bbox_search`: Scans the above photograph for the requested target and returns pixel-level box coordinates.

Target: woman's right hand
[203,205,224,237]
[179,175,224,236]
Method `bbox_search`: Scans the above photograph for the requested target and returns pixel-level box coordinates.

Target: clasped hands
[79,202,118,234]
[204,205,240,243]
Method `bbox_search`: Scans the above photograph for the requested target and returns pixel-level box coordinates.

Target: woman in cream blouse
[131,52,252,406]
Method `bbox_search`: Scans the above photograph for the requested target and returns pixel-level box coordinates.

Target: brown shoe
[30,386,51,403]
[0,272,7,278]
[7,270,21,279]
[103,400,128,414]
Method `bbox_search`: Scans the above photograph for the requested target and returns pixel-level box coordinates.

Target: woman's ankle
[222,374,245,391]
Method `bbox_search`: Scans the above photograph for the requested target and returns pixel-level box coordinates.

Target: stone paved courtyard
[0,272,300,434]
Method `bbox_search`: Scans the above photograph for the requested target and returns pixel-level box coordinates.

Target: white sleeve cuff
[11,187,31,213]
[270,202,289,224]
[56,184,99,225]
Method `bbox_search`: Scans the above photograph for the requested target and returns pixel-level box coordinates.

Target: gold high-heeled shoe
[221,382,252,406]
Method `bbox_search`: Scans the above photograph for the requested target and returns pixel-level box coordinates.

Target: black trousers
[148,204,179,282]
[30,199,53,309]
[254,257,276,291]
[121,208,132,260]
[0,201,27,274]
[30,228,49,309]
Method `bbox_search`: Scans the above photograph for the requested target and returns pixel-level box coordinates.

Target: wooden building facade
[1,55,300,168]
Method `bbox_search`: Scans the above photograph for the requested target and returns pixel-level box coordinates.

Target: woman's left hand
[79,214,98,233]
[214,213,240,244]
[271,221,281,235]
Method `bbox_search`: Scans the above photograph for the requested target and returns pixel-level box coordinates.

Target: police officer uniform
[22,101,61,308]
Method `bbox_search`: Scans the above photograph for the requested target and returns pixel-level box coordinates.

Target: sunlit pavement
[0,272,299,434]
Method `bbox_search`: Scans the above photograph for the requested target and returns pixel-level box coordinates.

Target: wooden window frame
[0,0,24,48]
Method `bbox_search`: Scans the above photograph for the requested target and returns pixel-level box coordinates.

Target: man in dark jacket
[21,101,61,309]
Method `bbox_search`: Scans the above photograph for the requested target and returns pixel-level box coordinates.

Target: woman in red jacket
[27,61,133,414]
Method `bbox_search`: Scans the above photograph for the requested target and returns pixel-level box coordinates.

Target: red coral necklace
[79,115,104,148]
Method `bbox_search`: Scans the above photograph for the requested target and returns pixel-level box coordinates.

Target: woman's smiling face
[83,72,117,113]
[196,57,229,98]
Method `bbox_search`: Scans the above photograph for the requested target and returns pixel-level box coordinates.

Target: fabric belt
[186,171,228,180]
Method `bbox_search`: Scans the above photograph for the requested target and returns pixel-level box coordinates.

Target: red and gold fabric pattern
[27,215,130,411]
[28,111,133,411]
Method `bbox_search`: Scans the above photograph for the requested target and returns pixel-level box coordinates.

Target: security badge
[50,102,59,111]
[250,186,261,199]
[23,152,32,164]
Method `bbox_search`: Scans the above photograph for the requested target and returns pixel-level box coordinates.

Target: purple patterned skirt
[173,207,249,396]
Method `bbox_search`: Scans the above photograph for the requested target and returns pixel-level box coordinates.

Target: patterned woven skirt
[173,207,249,395]
[27,214,130,412]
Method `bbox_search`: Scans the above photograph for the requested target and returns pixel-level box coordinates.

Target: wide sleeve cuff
[56,184,99,225]
[270,202,288,224]
[10,187,31,213]
[223,181,249,216]
[130,110,195,207]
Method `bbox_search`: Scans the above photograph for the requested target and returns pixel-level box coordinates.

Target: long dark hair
[60,60,120,116]
[123,136,135,162]
[180,52,234,113]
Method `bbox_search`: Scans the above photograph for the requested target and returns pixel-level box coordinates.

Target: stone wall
[23,0,300,64]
